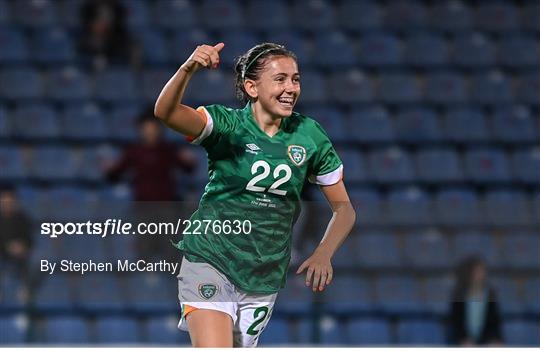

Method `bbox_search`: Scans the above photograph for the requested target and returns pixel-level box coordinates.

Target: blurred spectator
[78,0,139,70]
[105,108,196,260]
[448,256,503,346]
[0,187,33,278]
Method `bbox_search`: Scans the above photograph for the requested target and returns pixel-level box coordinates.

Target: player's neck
[251,103,282,137]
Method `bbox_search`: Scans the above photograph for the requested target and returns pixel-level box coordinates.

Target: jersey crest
[198,283,218,299]
[287,145,307,166]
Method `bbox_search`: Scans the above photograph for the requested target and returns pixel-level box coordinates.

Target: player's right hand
[181,43,225,73]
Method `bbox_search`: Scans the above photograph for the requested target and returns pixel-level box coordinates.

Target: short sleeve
[308,122,343,186]
[189,104,236,149]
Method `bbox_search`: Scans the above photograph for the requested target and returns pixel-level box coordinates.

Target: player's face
[253,56,301,118]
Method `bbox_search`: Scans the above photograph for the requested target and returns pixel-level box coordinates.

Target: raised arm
[154,43,225,137]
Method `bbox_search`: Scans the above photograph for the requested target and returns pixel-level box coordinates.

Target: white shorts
[177,257,278,347]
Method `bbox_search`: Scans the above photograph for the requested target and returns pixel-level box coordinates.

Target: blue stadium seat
[43,317,90,344]
[0,316,27,344]
[216,30,261,68]
[337,0,382,32]
[46,186,93,221]
[46,67,91,102]
[96,317,140,344]
[393,107,442,143]
[246,0,289,30]
[34,275,75,310]
[404,33,449,66]
[492,276,526,314]
[274,275,312,314]
[136,28,170,65]
[56,0,84,28]
[358,33,402,67]
[378,73,421,103]
[0,270,26,308]
[127,273,178,312]
[31,27,74,64]
[268,31,311,66]
[453,231,500,267]
[356,231,401,268]
[384,0,428,30]
[452,33,496,67]
[12,103,60,139]
[0,105,9,138]
[475,2,519,33]
[435,189,482,225]
[387,187,432,225]
[523,2,540,32]
[328,69,373,104]
[375,276,423,313]
[347,106,394,143]
[258,318,291,345]
[429,0,472,32]
[513,148,540,184]
[0,27,29,63]
[153,0,197,29]
[403,230,452,269]
[464,149,511,183]
[145,316,191,345]
[141,68,174,103]
[94,68,139,102]
[503,321,540,346]
[348,188,382,225]
[517,72,540,105]
[498,34,540,68]
[12,0,57,28]
[62,103,107,140]
[322,275,373,314]
[0,67,43,100]
[0,146,26,180]
[0,0,11,25]
[346,318,391,344]
[484,190,533,226]
[291,0,335,31]
[200,0,243,29]
[307,107,346,141]
[79,145,120,182]
[416,148,463,182]
[470,71,513,104]
[368,148,415,183]
[170,29,214,64]
[423,276,453,314]
[397,320,445,345]
[523,278,540,314]
[424,72,467,104]
[121,0,150,29]
[59,234,107,262]
[313,31,356,67]
[491,106,536,143]
[320,316,346,345]
[500,233,540,269]
[30,147,78,181]
[16,185,44,220]
[75,274,126,310]
[443,108,489,142]
[295,70,327,104]
[108,104,143,141]
[187,70,235,104]
[336,149,366,181]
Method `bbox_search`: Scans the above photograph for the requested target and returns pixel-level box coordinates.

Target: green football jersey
[175,102,342,294]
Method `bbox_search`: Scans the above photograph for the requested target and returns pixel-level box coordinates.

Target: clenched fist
[181,43,225,74]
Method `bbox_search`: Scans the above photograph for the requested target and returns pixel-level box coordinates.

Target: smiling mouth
[277,97,295,108]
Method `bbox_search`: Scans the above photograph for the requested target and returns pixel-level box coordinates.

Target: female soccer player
[154,42,356,347]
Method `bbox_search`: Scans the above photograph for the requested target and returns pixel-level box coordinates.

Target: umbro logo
[245,143,261,155]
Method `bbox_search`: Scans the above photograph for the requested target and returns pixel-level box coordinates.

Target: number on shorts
[246,306,269,336]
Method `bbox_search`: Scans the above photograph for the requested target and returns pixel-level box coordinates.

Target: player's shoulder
[289,110,329,139]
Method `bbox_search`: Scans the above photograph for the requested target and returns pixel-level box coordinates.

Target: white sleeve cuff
[309,164,343,186]
[191,107,214,145]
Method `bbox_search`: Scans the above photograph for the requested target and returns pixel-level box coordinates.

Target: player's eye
[293,76,300,83]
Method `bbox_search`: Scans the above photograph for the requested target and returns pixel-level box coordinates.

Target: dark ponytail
[234,42,297,104]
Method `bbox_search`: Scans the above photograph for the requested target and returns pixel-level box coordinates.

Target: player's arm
[154,43,225,138]
[296,180,356,292]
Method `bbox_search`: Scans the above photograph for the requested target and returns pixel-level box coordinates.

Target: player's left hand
[296,249,333,292]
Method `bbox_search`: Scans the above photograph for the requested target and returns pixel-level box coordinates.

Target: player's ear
[244,79,258,99]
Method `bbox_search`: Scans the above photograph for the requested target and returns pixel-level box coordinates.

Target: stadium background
[0,0,539,346]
